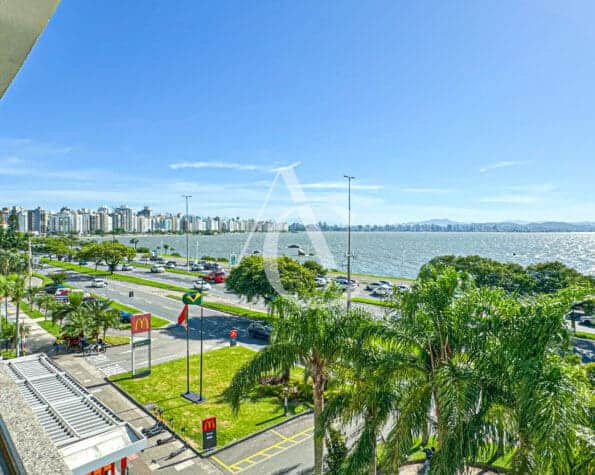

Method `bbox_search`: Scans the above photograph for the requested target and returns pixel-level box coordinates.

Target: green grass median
[574,330,595,341]
[110,346,310,449]
[166,295,271,321]
[351,296,395,308]
[42,259,192,293]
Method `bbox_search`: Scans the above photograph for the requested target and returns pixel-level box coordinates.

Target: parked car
[193,279,212,291]
[44,283,64,294]
[78,260,89,266]
[372,286,391,297]
[150,265,165,273]
[121,264,133,271]
[89,278,108,288]
[247,321,272,340]
[203,270,226,283]
[365,281,383,291]
[578,315,595,326]
[165,261,177,268]
[118,310,132,323]
[396,284,410,292]
[378,280,392,287]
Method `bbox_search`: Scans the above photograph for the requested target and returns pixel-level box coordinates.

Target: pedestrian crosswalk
[86,354,127,376]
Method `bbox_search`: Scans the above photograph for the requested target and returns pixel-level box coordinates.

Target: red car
[204,270,226,283]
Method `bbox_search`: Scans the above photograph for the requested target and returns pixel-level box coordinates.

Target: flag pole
[185,306,190,394]
[199,284,204,400]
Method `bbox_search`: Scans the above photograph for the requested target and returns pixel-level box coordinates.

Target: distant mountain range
[298,220,595,232]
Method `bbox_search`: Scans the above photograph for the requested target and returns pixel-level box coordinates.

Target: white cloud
[169,161,268,171]
[400,187,453,193]
[506,183,556,193]
[479,160,529,173]
[295,182,382,191]
[480,194,537,204]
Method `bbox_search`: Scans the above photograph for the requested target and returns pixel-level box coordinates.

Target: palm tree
[225,298,372,475]
[26,285,41,307]
[52,291,85,330]
[10,275,26,357]
[163,244,170,254]
[35,293,57,320]
[321,343,412,475]
[61,307,92,340]
[129,238,139,250]
[84,299,120,340]
[0,275,12,331]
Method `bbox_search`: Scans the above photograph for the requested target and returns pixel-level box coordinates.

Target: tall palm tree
[225,298,372,475]
[321,343,415,475]
[0,275,12,331]
[61,309,92,341]
[10,275,26,357]
[35,293,57,320]
[84,299,120,340]
[129,238,139,250]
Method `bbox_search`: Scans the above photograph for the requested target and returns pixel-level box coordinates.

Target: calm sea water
[103,232,595,278]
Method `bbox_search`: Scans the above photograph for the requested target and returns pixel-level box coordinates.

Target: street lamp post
[182,195,192,272]
[344,175,355,310]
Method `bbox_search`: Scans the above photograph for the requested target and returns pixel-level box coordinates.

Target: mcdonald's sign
[202,417,217,449]
[131,313,151,334]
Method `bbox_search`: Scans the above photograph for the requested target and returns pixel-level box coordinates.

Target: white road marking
[174,460,194,471]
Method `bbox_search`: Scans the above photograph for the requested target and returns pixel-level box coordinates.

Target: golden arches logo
[131,313,151,334]
[202,417,216,432]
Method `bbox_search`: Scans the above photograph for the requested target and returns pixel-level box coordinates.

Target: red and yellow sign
[131,313,151,334]
[202,416,216,432]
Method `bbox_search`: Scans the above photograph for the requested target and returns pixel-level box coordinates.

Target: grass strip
[574,331,595,341]
[166,294,271,321]
[110,346,309,449]
[43,259,192,293]
[351,296,395,308]
[105,300,171,329]
[20,301,45,319]
[33,272,53,286]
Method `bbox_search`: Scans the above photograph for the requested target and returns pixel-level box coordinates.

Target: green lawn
[33,272,53,286]
[110,346,310,449]
[20,301,45,319]
[574,330,595,341]
[38,320,60,337]
[107,301,171,329]
[166,295,272,322]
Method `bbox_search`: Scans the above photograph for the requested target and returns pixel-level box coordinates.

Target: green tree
[225,298,371,475]
[84,299,120,340]
[129,238,140,250]
[52,292,85,330]
[526,261,592,294]
[26,285,41,306]
[0,275,12,331]
[10,275,26,356]
[303,260,327,276]
[49,271,67,285]
[225,255,315,303]
[35,293,57,320]
[7,207,18,232]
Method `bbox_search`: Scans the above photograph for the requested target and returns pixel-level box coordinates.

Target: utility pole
[28,236,32,289]
[182,195,192,271]
[344,175,355,310]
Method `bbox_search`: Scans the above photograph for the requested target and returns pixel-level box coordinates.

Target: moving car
[150,265,165,273]
[193,279,211,291]
[372,286,391,297]
[191,263,204,271]
[315,277,327,286]
[247,321,272,340]
[578,315,595,326]
[89,278,108,288]
[365,281,383,291]
[121,264,133,271]
[203,270,226,283]
[78,260,89,266]
[396,284,410,292]
[165,261,177,268]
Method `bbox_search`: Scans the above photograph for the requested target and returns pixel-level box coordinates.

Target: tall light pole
[344,175,355,310]
[182,195,192,271]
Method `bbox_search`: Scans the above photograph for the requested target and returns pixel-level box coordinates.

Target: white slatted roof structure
[1,354,146,475]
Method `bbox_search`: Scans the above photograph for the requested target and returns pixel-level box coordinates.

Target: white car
[150,265,165,273]
[193,279,211,291]
[90,278,108,288]
[315,277,327,286]
[372,286,391,297]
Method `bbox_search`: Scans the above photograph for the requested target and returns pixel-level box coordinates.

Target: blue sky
[1,1,594,223]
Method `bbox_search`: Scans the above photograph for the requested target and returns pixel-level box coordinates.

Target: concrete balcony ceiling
[0,0,60,99]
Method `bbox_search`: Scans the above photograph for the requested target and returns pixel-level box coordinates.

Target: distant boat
[297,248,306,256]
[288,244,300,249]
[252,250,261,254]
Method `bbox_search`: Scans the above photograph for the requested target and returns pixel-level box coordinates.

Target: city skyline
[1,2,594,223]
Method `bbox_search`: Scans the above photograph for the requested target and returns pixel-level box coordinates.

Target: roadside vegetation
[166,295,271,321]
